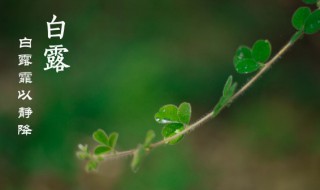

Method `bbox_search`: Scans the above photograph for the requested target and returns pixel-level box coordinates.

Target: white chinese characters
[18,90,32,100]
[18,37,33,136]
[44,15,69,73]
[19,37,32,48]
[18,107,33,118]
[18,54,32,66]
[47,14,65,39]
[18,125,32,136]
[16,14,70,136]
[44,45,70,72]
[19,72,32,84]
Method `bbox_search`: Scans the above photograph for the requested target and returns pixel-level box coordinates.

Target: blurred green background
[1,0,320,189]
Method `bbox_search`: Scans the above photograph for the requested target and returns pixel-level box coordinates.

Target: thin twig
[100,34,300,161]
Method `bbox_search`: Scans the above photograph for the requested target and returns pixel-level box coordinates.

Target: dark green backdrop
[0,0,319,189]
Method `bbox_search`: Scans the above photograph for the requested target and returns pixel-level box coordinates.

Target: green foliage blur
[0,0,319,189]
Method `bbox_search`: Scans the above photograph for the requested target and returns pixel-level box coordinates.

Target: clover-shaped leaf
[92,129,118,155]
[252,40,272,63]
[155,103,191,145]
[234,40,271,74]
[235,59,260,74]
[162,123,184,145]
[292,7,311,31]
[304,9,320,34]
[108,132,118,149]
[154,104,180,124]
[233,46,252,63]
[178,102,191,125]
[94,145,112,155]
[93,129,109,145]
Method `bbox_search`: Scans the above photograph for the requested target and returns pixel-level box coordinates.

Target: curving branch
[78,2,320,172]
[96,33,302,162]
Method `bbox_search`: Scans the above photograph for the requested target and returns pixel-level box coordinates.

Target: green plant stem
[97,33,302,161]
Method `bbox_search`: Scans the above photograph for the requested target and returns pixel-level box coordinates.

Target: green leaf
[305,10,320,34]
[154,104,179,124]
[302,0,318,4]
[177,102,191,125]
[213,76,237,118]
[94,145,111,155]
[233,46,252,67]
[223,76,233,96]
[212,87,236,118]
[76,144,89,160]
[233,43,266,74]
[76,151,88,160]
[162,123,184,145]
[292,7,311,30]
[252,40,272,63]
[290,30,304,43]
[131,144,146,173]
[144,130,156,148]
[85,160,98,172]
[235,58,260,74]
[227,83,237,100]
[108,132,118,149]
[92,129,109,145]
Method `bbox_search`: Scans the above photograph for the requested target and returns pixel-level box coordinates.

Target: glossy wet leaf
[235,58,260,74]
[177,102,191,125]
[108,132,118,148]
[292,7,311,30]
[302,0,318,4]
[154,104,179,124]
[162,123,184,145]
[252,40,271,63]
[144,130,156,148]
[92,129,109,145]
[304,10,320,34]
[131,144,146,173]
[233,46,252,67]
[94,145,111,155]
